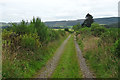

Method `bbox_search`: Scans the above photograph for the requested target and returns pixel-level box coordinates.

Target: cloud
[0,0,119,22]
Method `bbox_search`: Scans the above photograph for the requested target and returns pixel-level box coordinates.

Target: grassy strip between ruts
[51,34,83,78]
[2,35,68,78]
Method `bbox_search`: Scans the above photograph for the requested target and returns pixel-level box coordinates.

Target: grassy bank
[52,34,83,78]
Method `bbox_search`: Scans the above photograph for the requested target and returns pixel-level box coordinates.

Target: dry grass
[83,36,99,52]
[77,35,118,78]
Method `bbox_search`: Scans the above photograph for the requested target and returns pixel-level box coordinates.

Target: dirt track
[34,34,94,78]
[34,35,71,78]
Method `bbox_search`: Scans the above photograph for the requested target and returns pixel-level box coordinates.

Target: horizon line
[0,16,119,23]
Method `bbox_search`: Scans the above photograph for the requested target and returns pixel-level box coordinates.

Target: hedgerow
[2,17,66,51]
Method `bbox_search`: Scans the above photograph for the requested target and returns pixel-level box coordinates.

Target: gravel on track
[34,35,71,78]
[74,35,94,79]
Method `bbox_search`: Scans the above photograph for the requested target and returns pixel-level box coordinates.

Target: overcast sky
[0,0,119,22]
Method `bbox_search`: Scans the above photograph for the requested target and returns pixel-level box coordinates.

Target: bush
[11,20,28,35]
[3,17,66,50]
[20,34,41,50]
[73,23,81,31]
[49,30,60,41]
[91,23,100,29]
[79,27,91,35]
[91,23,106,37]
[31,18,50,44]
[100,28,119,44]
[2,29,14,40]
[2,29,21,50]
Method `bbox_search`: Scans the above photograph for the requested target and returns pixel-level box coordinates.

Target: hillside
[0,17,119,28]
[45,17,119,27]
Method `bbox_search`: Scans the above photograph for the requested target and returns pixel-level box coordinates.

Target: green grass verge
[2,36,67,78]
[84,48,118,78]
[51,34,83,78]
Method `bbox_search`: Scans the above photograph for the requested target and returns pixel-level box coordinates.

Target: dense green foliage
[78,27,91,36]
[73,23,81,31]
[75,22,119,78]
[91,23,107,37]
[2,17,67,78]
[3,17,66,49]
[20,34,40,51]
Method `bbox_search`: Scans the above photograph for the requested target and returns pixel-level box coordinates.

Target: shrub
[91,23,107,37]
[11,20,28,35]
[79,27,91,35]
[100,28,119,44]
[31,18,50,44]
[73,23,81,31]
[91,23,100,29]
[2,29,13,40]
[49,30,59,41]
[3,17,66,50]
[2,29,21,50]
[20,33,41,50]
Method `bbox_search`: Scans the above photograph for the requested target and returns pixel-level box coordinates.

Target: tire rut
[74,35,94,79]
[34,35,71,78]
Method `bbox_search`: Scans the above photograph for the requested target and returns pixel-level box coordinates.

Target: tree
[82,13,94,27]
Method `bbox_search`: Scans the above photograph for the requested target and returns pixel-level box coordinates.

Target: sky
[0,0,119,22]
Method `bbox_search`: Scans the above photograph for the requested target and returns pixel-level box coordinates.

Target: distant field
[53,29,64,30]
[67,26,73,28]
[52,26,73,31]
[53,28,74,31]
